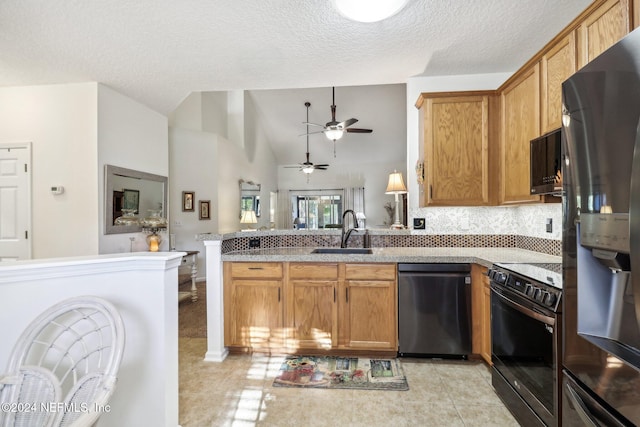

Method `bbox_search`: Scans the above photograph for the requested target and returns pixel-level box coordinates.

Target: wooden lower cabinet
[224,261,397,353]
[286,263,338,350]
[340,264,397,350]
[223,262,284,350]
[482,272,492,364]
[471,264,492,365]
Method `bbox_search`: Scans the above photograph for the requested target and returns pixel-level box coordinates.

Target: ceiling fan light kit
[302,87,373,156]
[332,0,408,23]
[325,128,344,141]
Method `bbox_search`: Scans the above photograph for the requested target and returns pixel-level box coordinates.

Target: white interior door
[0,143,31,261]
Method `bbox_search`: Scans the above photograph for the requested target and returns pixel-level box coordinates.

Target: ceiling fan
[285,102,329,176]
[304,87,373,155]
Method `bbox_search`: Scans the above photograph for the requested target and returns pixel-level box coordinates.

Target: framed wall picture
[199,200,211,220]
[123,189,140,212]
[182,191,195,212]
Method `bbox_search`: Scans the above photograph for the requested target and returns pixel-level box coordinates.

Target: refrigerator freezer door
[629,123,640,337]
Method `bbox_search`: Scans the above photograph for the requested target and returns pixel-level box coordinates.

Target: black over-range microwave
[530,128,562,195]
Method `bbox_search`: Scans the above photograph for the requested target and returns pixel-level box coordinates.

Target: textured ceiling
[1,1,592,168]
[1,0,591,115]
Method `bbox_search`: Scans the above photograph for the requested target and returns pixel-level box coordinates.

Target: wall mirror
[105,164,168,234]
[239,179,261,218]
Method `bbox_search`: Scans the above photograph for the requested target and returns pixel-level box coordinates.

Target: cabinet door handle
[346,288,349,303]
[334,287,336,303]
[248,267,264,270]
[278,287,281,302]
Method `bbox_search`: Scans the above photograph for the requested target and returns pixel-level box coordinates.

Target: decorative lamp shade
[385,171,408,194]
[240,210,258,224]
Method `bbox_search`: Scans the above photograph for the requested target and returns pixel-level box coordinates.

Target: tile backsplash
[409,204,562,240]
[221,204,563,256]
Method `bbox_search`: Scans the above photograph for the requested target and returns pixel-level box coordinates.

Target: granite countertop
[196,228,410,241]
[221,247,561,267]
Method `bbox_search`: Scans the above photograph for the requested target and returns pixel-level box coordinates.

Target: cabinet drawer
[289,263,338,280]
[345,263,396,280]
[229,262,283,278]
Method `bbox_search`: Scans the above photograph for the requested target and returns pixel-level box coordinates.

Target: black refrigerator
[561,26,640,426]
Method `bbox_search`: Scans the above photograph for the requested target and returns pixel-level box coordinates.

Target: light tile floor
[179,338,519,427]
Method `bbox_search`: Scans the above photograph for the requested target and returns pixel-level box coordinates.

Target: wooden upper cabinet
[417,93,494,206]
[500,63,541,204]
[541,32,577,133]
[577,0,631,68]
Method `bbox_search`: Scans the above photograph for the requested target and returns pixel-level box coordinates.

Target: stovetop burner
[494,262,562,289]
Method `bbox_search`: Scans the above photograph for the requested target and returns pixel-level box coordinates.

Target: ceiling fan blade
[299,130,325,136]
[315,164,329,168]
[315,166,329,170]
[346,128,373,133]
[303,122,325,128]
[339,118,358,128]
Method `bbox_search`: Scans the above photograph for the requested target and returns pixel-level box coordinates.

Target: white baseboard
[204,348,229,363]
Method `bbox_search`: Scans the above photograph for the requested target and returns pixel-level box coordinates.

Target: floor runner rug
[273,355,409,390]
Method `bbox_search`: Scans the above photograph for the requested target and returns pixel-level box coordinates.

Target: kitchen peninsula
[199,229,560,362]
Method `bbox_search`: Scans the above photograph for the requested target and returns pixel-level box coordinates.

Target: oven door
[491,283,559,427]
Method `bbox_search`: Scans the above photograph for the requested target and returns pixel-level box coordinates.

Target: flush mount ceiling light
[332,0,408,23]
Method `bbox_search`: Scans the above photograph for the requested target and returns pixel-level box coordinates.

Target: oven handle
[492,285,555,326]
[564,381,600,427]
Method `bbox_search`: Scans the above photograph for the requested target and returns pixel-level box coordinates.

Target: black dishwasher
[398,263,472,357]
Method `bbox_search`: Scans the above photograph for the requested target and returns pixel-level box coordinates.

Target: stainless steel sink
[311,248,373,255]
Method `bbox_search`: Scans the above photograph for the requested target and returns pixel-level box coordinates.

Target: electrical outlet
[173,220,182,227]
[546,218,553,233]
[249,238,261,248]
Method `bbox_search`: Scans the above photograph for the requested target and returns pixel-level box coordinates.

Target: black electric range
[488,261,563,427]
[489,262,562,313]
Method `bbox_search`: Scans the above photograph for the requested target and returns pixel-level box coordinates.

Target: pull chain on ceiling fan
[303,87,373,157]
[284,102,329,180]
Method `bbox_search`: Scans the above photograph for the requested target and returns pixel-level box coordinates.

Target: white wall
[0,83,99,258]
[0,253,182,427]
[0,83,169,258]
[275,84,407,227]
[169,127,218,276]
[97,84,169,254]
[168,91,279,275]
